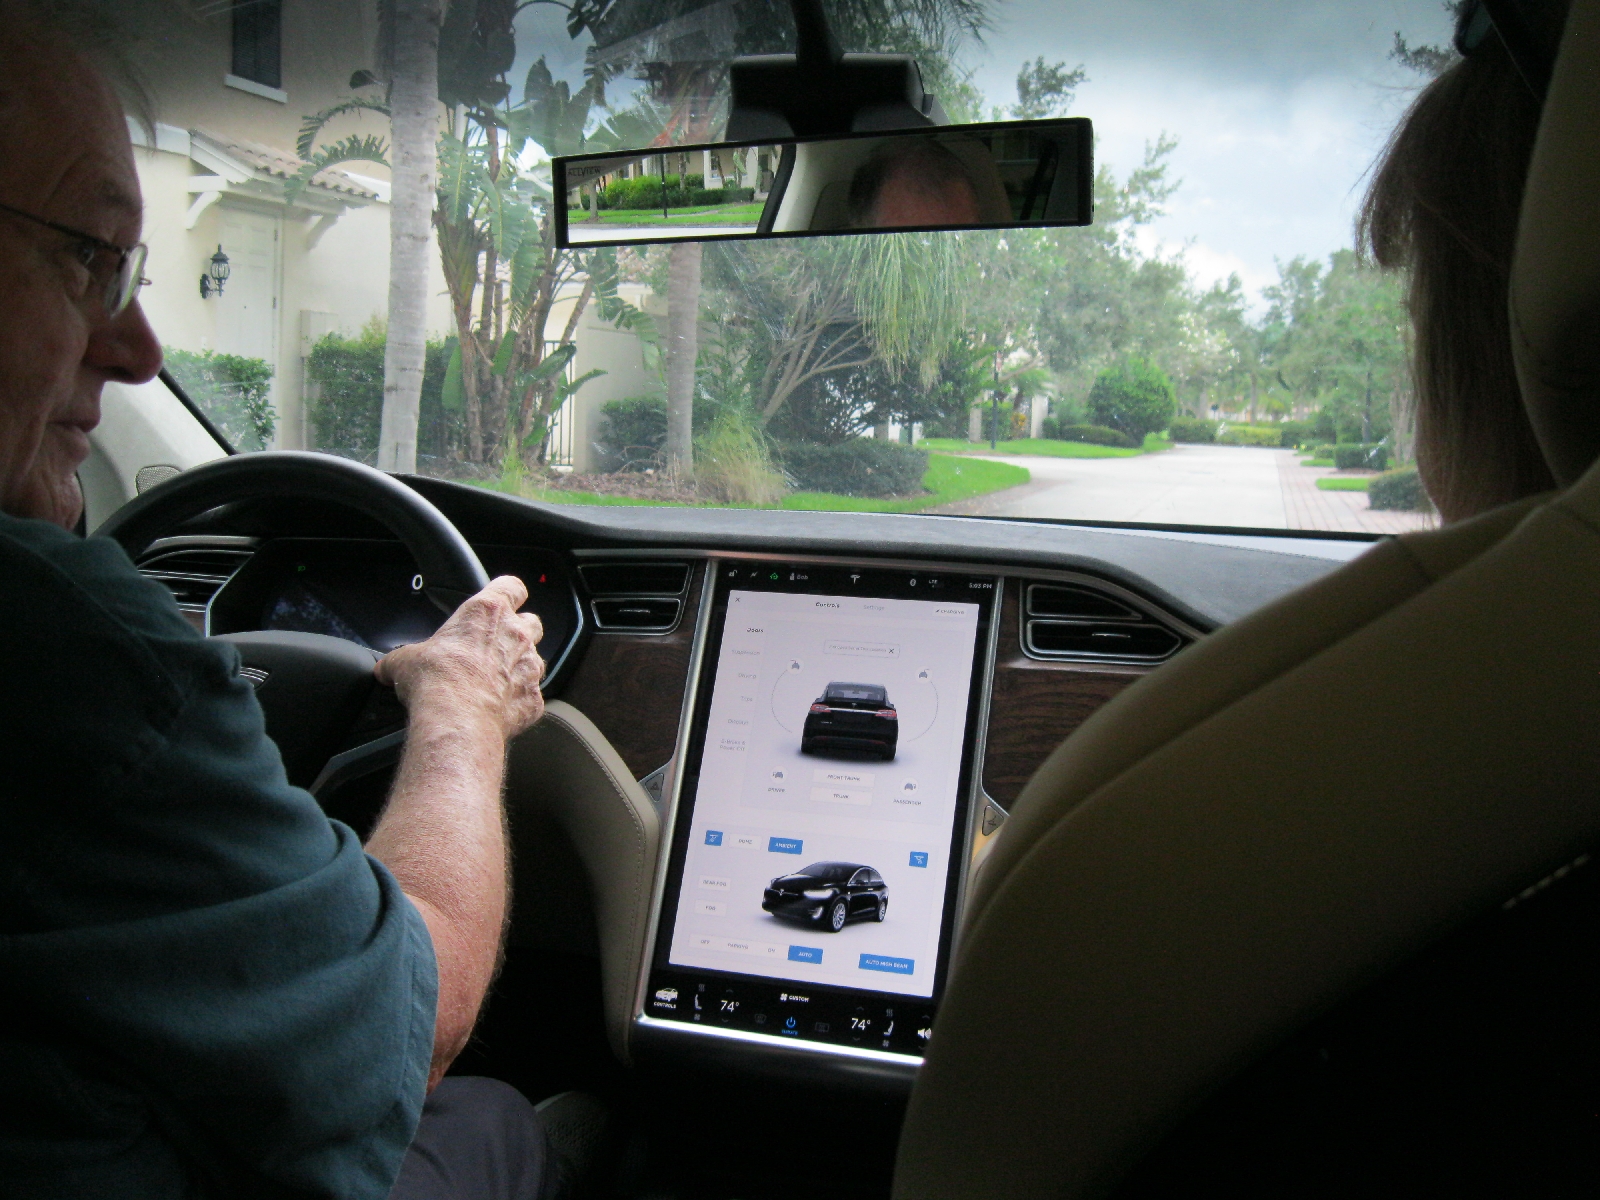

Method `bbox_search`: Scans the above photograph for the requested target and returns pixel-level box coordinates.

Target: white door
[215,207,280,375]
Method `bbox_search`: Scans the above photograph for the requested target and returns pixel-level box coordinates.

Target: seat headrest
[1511,0,1600,487]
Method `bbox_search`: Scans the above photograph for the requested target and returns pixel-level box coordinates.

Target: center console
[633,557,1000,1080]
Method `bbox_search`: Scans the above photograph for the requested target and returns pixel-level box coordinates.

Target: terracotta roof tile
[191,128,380,200]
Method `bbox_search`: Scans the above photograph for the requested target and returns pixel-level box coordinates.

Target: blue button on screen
[705,830,723,846]
[859,953,915,975]
[909,851,929,868]
[769,837,803,854]
[788,945,823,963]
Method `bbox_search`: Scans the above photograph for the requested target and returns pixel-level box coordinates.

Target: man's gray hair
[0,0,157,137]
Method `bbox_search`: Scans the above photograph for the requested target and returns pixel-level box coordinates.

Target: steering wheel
[99,452,490,792]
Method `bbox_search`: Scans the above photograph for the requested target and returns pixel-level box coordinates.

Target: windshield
[134,0,1451,535]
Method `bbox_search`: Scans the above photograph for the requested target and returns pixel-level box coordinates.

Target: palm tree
[376,0,443,474]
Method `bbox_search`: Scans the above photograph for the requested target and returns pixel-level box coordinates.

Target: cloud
[963,0,1453,301]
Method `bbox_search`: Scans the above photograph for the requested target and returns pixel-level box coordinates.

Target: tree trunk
[376,0,440,474]
[664,241,702,480]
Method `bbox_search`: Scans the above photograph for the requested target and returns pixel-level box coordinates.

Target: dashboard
[133,476,1369,1088]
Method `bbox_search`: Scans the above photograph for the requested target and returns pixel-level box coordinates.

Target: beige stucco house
[126,0,654,469]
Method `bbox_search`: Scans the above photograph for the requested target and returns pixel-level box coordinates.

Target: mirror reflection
[555,118,1091,247]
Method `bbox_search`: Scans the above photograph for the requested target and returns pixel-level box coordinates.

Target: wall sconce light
[199,245,230,299]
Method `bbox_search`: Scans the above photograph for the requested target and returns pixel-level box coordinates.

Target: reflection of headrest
[938,134,1013,224]
[1510,0,1600,485]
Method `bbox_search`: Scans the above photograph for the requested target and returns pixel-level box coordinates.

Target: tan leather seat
[893,2,1600,1194]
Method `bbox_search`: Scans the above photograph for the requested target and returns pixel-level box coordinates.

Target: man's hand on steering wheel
[376,576,547,742]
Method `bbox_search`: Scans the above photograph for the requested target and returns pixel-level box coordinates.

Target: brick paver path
[1277,453,1437,535]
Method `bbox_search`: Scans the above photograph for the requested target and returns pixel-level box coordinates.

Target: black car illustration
[762,862,888,932]
[801,682,899,760]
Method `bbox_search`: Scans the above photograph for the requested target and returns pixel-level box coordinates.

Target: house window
[232,0,282,90]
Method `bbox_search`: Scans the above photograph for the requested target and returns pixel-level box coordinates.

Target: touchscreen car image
[666,588,981,999]
[763,861,888,931]
[802,683,898,760]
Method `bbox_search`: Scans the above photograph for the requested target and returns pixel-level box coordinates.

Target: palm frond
[296,96,391,160]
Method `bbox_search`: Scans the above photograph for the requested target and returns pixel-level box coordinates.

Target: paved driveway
[936,444,1437,535]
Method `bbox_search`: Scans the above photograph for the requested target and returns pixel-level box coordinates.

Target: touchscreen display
[644,563,994,1056]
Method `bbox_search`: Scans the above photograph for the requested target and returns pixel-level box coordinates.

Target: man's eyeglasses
[0,200,149,318]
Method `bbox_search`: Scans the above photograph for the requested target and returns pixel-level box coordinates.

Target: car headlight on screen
[802,888,834,901]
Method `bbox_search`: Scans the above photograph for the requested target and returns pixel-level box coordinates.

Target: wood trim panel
[557,563,703,779]
[983,585,1148,807]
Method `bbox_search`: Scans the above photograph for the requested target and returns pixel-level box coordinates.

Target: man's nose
[85,297,164,384]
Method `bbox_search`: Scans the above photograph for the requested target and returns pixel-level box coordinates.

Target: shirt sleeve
[0,517,437,1200]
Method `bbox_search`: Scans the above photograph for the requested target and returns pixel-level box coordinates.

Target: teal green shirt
[0,513,437,1198]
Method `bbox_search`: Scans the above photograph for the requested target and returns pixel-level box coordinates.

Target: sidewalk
[1277,453,1437,536]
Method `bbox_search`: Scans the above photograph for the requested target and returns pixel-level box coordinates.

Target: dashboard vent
[580,561,691,633]
[1023,580,1187,665]
[1027,583,1141,620]
[137,547,254,616]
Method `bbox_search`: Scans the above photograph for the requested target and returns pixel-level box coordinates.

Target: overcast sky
[519,0,1457,307]
[963,0,1455,304]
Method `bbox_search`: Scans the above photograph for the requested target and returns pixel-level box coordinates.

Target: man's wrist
[402,687,509,743]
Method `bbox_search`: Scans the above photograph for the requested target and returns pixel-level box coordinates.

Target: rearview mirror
[554,118,1092,249]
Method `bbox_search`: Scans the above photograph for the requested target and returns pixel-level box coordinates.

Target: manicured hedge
[1050,423,1140,449]
[1168,416,1217,443]
[1368,465,1433,511]
[1334,443,1389,471]
[598,174,754,211]
[1274,419,1312,448]
[781,439,929,497]
[1311,443,1338,460]
[1216,424,1285,447]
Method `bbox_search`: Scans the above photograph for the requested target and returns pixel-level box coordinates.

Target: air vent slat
[137,548,253,612]
[1027,620,1182,660]
[591,597,682,631]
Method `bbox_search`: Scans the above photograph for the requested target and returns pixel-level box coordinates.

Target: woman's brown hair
[1358,30,1557,521]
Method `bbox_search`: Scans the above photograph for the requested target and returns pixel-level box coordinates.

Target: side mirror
[554,117,1093,249]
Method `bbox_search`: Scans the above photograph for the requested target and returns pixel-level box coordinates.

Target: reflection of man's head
[848,139,981,229]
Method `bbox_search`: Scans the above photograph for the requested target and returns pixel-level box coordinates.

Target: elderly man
[846,138,985,229]
[0,8,560,1199]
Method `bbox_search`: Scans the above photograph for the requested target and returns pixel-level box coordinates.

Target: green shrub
[304,322,453,463]
[1334,442,1389,471]
[600,172,714,211]
[1053,423,1140,449]
[1275,419,1311,448]
[1216,424,1284,447]
[598,394,667,470]
[1369,465,1433,511]
[1312,443,1338,460]
[163,347,275,450]
[1086,356,1177,440]
[781,439,929,497]
[1168,416,1217,443]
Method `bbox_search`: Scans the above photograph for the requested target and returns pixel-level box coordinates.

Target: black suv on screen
[801,682,899,760]
[762,862,888,932]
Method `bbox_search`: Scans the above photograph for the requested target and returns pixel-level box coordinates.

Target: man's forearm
[365,701,509,1087]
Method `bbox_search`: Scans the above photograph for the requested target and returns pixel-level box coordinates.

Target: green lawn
[781,454,1029,512]
[921,435,1166,459]
[480,452,1028,513]
[1301,457,1335,467]
[566,203,764,227]
[1316,476,1370,491]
